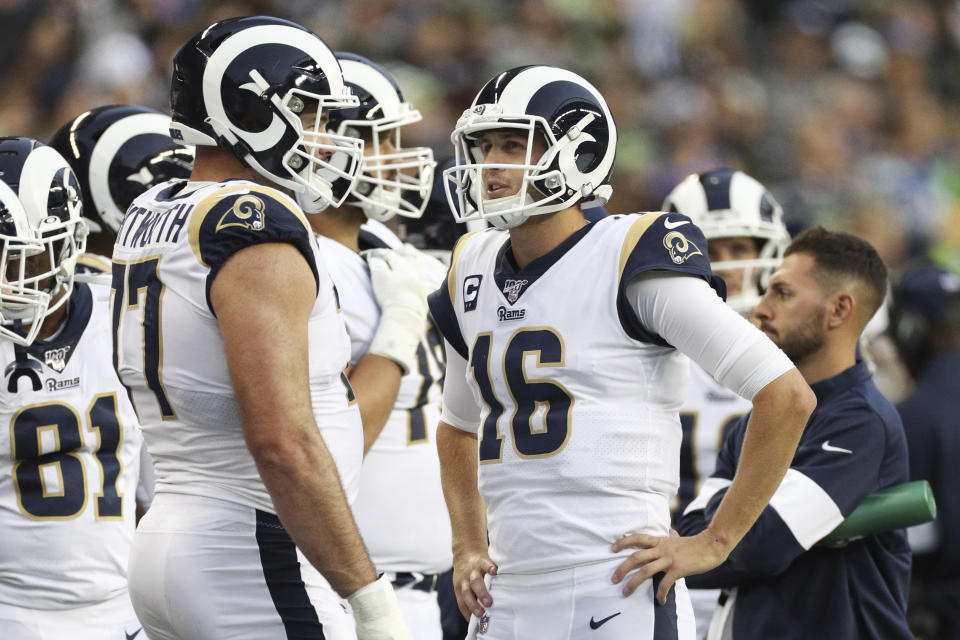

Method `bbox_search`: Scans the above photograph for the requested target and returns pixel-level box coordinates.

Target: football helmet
[0,138,88,346]
[662,168,789,314]
[444,65,617,229]
[49,105,194,234]
[169,16,363,211]
[49,105,195,235]
[329,52,435,222]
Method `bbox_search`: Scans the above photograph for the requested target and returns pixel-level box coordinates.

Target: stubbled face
[708,236,760,300]
[476,130,547,200]
[752,252,827,365]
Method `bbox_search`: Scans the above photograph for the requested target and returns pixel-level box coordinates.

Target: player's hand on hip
[610,529,730,604]
[363,248,429,374]
[452,550,498,620]
[347,574,414,640]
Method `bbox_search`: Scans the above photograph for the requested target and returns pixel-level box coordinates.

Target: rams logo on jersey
[216,195,266,233]
[663,231,703,265]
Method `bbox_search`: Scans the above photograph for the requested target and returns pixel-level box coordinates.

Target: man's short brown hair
[785,225,888,319]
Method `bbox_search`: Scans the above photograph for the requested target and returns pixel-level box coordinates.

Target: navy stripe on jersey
[492,221,594,306]
[19,281,92,371]
[255,510,326,639]
[615,213,724,345]
[652,574,680,640]
[191,188,320,315]
[428,279,468,360]
[358,228,391,251]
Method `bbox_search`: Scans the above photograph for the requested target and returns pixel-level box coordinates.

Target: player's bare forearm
[707,367,814,548]
[611,368,814,604]
[349,353,404,454]
[437,422,487,553]
[213,242,377,597]
[252,432,377,595]
[437,421,497,618]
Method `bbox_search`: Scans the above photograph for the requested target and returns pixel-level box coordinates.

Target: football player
[112,16,409,640]
[50,105,194,517]
[0,137,145,639]
[661,168,790,636]
[428,65,816,640]
[49,105,194,269]
[305,51,452,640]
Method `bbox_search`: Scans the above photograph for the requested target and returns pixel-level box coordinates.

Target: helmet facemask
[705,233,788,315]
[210,68,365,213]
[0,192,87,346]
[444,107,601,230]
[338,111,435,222]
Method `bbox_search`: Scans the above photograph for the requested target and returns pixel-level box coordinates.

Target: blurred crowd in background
[2,0,960,274]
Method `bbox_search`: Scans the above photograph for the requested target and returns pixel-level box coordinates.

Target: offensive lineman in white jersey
[428,65,816,640]
[0,137,145,638]
[661,168,791,637]
[113,16,410,640]
[303,52,452,639]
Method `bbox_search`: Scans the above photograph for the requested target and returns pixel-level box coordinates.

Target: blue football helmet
[0,138,88,345]
[169,16,363,210]
[49,105,195,235]
[444,65,617,229]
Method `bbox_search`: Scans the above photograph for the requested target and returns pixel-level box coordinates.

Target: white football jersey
[112,180,361,512]
[0,282,142,608]
[317,233,452,573]
[429,213,722,574]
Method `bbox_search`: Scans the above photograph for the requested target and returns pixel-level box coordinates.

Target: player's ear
[827,290,855,329]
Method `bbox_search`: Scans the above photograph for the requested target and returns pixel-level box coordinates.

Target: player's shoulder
[191,180,307,229]
[187,180,314,269]
[450,226,505,265]
[609,210,711,280]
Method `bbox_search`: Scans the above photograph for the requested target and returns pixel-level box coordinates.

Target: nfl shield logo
[477,614,490,634]
[44,346,71,373]
[502,278,528,304]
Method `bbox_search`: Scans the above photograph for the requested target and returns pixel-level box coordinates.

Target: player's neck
[35,297,68,341]
[796,334,858,385]
[308,206,366,252]
[508,206,587,270]
[190,147,263,184]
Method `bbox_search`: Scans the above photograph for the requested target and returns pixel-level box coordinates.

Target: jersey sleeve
[187,184,319,314]
[615,212,726,345]
[426,232,476,360]
[681,405,892,588]
[439,339,482,432]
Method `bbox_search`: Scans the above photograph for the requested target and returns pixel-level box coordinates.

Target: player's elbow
[758,369,817,428]
[244,420,317,470]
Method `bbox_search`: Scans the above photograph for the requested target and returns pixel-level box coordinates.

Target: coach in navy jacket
[677,227,912,640]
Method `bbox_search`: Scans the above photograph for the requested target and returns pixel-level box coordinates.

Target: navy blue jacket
[678,361,912,639]
[898,353,960,638]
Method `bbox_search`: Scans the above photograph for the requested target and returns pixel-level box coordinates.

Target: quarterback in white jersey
[430,66,815,640]
[662,168,790,637]
[114,16,411,640]
[0,137,145,639]
[307,52,452,640]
